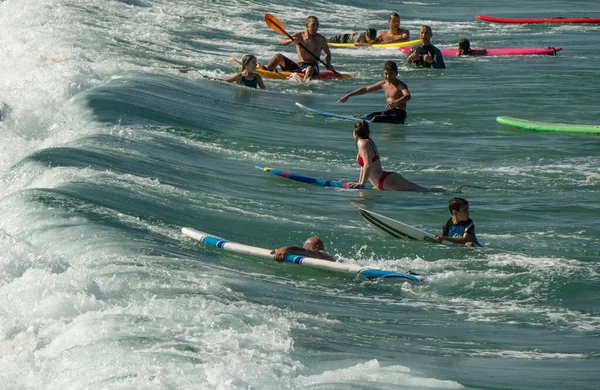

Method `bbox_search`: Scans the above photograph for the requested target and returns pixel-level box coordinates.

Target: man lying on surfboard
[271,236,336,262]
[327,28,378,46]
[259,15,334,83]
[338,61,410,124]
[376,12,410,44]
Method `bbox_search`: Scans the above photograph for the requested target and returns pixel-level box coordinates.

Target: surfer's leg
[364,111,383,120]
[382,172,428,191]
[371,109,406,124]
[263,54,298,72]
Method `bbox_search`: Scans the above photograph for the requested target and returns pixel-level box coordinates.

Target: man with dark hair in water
[271,236,336,262]
[406,25,446,68]
[376,12,410,44]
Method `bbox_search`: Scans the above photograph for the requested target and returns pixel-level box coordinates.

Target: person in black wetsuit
[225,54,265,89]
[406,25,446,69]
[337,61,410,124]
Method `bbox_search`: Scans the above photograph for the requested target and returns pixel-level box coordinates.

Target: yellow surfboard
[328,38,420,49]
[229,58,353,80]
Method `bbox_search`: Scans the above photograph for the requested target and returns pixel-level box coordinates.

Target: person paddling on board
[346,120,448,191]
[259,16,334,83]
[271,236,336,262]
[435,198,482,246]
[457,38,487,56]
[406,25,446,68]
[376,12,410,44]
[225,54,265,89]
[338,61,410,124]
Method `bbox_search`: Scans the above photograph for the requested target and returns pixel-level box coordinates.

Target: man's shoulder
[429,44,443,54]
[392,78,408,87]
[313,33,327,42]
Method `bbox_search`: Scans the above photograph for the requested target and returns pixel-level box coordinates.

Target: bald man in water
[271,236,336,262]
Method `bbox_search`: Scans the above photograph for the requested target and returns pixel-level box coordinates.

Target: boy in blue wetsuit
[435,197,481,247]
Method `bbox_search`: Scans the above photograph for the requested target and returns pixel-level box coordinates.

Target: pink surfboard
[476,15,600,24]
[398,46,562,57]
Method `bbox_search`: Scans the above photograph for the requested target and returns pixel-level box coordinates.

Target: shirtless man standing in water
[337,61,410,124]
[376,12,410,44]
[261,16,333,83]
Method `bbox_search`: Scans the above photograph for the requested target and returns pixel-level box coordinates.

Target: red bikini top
[356,139,380,167]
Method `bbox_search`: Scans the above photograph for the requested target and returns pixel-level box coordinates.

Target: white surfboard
[359,208,455,246]
[181,227,424,283]
[295,102,366,122]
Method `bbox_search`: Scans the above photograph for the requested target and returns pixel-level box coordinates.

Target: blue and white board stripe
[182,227,424,283]
[295,102,367,122]
[256,165,372,190]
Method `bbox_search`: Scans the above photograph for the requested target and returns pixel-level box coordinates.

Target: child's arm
[436,233,472,245]
[338,81,384,103]
[256,75,265,89]
[224,73,241,83]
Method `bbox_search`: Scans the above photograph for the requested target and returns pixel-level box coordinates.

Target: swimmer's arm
[224,73,242,83]
[256,75,265,89]
[338,81,384,102]
[280,32,301,46]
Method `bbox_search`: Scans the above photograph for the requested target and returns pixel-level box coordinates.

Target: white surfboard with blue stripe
[182,227,424,283]
[359,208,455,246]
[295,102,367,122]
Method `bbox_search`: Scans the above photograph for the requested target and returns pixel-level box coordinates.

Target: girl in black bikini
[347,120,446,191]
[225,55,265,89]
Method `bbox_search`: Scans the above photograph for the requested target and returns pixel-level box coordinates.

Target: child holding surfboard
[224,55,265,89]
[435,198,482,247]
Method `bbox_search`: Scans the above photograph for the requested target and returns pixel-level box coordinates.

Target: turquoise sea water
[1,0,599,388]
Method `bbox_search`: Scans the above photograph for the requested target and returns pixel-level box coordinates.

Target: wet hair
[241,54,256,69]
[383,61,398,73]
[449,197,469,213]
[388,12,400,21]
[354,120,370,139]
[366,28,377,41]
[306,16,319,26]
[458,38,471,55]
[421,25,433,35]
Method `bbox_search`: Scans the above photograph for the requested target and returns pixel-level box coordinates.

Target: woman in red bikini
[347,120,445,191]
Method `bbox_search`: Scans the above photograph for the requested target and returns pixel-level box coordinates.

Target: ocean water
[1,0,599,388]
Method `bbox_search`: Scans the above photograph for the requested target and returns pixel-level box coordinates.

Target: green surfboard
[497,116,600,134]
